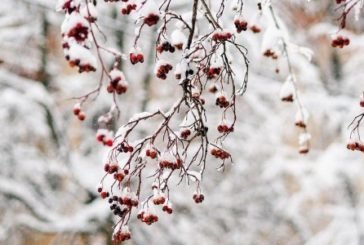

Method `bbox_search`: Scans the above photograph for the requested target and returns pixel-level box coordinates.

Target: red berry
[73,107,81,115]
[104,139,113,147]
[96,134,104,142]
[130,53,138,64]
[149,150,157,159]
[78,111,86,121]
[136,54,144,63]
[101,191,108,199]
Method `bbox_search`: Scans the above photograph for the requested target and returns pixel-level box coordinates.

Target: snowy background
[0,0,364,244]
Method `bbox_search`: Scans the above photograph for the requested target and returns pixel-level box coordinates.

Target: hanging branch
[268,4,311,154]
[58,0,250,242]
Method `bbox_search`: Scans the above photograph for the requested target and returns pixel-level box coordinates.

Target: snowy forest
[0,0,364,244]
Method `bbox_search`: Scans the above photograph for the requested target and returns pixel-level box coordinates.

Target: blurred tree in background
[0,0,363,244]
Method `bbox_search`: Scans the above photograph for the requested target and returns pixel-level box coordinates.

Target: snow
[280,77,295,100]
[1,0,364,244]
[80,3,98,21]
[109,68,126,81]
[61,11,88,36]
[295,108,309,124]
[171,29,187,47]
[298,132,311,145]
[261,25,281,54]
[68,41,97,68]
[129,111,154,122]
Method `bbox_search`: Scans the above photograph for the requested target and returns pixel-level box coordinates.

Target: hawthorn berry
[193,193,205,203]
[144,13,160,26]
[331,36,350,48]
[212,31,232,42]
[234,19,248,33]
[250,25,261,33]
[77,111,86,121]
[130,52,144,64]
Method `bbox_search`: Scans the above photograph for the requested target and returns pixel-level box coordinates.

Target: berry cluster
[281,92,294,102]
[66,21,88,42]
[180,128,192,140]
[113,226,131,243]
[263,49,278,59]
[212,31,232,42]
[60,2,98,73]
[152,190,166,205]
[156,63,173,80]
[129,52,144,65]
[73,103,86,121]
[162,202,173,214]
[67,55,96,73]
[234,19,248,33]
[144,13,160,26]
[121,3,137,15]
[210,147,230,160]
[331,36,350,48]
[193,193,205,203]
[145,148,158,159]
[63,41,96,72]
[217,123,234,134]
[137,210,159,225]
[119,187,139,207]
[215,93,230,108]
[159,158,183,170]
[58,0,248,243]
[104,163,119,174]
[60,0,78,14]
[205,67,221,79]
[96,129,114,147]
[109,197,128,217]
[117,141,134,153]
[107,68,128,94]
[347,93,364,153]
[157,41,176,53]
[347,140,364,152]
